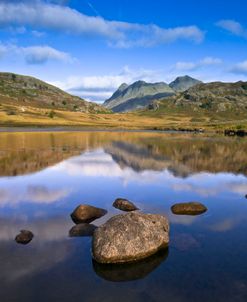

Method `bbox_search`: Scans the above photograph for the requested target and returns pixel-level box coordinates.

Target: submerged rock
[93,248,168,282]
[171,202,207,215]
[171,233,200,251]
[69,223,97,237]
[70,204,107,224]
[113,198,139,211]
[92,212,169,264]
[15,230,34,244]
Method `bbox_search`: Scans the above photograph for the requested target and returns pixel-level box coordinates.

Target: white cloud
[31,30,46,37]
[0,2,205,48]
[20,45,74,64]
[174,56,223,71]
[0,186,70,206]
[51,66,162,102]
[217,19,247,38]
[0,43,8,58]
[230,60,247,75]
[0,42,74,64]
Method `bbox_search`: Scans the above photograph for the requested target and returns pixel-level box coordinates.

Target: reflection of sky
[0,149,246,209]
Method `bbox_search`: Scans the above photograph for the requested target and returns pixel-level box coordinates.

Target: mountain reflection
[0,131,246,177]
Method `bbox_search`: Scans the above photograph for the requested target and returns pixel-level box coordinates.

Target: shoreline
[0,126,246,137]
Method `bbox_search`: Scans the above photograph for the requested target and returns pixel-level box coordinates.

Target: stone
[70,204,107,224]
[113,198,139,211]
[92,212,169,263]
[69,223,97,237]
[171,202,207,215]
[15,230,34,244]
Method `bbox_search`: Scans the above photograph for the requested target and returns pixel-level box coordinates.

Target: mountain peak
[118,83,129,91]
[169,75,202,92]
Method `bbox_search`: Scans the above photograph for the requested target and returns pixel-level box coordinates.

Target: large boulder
[15,230,34,244]
[171,202,207,215]
[92,212,169,264]
[113,198,139,212]
[70,204,107,224]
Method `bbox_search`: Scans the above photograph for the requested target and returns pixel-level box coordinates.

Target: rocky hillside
[0,72,107,113]
[166,81,247,113]
[104,76,201,112]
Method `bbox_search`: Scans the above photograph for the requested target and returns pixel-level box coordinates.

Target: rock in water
[15,230,34,244]
[69,223,97,237]
[70,204,107,224]
[92,212,169,263]
[171,202,207,215]
[113,198,139,211]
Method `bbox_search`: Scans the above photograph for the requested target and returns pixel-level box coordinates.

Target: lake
[0,131,246,302]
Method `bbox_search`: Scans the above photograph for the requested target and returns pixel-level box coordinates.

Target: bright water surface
[0,131,246,302]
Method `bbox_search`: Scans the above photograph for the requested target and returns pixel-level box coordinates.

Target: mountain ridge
[104,76,201,112]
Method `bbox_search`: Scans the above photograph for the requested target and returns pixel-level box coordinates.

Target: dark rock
[15,230,34,244]
[113,198,139,211]
[69,223,97,237]
[93,248,168,282]
[70,204,107,224]
[171,202,207,215]
[92,212,169,263]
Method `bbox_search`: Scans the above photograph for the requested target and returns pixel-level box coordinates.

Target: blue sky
[0,0,247,102]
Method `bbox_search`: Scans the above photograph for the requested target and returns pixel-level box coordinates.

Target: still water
[0,131,246,302]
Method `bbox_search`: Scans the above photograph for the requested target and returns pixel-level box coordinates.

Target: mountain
[103,76,201,112]
[0,72,107,113]
[169,75,202,92]
[104,80,175,112]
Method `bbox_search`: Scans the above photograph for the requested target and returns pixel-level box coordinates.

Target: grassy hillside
[0,72,108,113]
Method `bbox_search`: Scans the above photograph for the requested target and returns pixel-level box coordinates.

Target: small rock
[113,198,139,211]
[92,212,169,264]
[171,202,207,215]
[70,204,107,224]
[69,223,97,237]
[15,230,34,244]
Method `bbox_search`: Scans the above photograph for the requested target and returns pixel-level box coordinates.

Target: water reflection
[93,248,169,282]
[0,132,246,177]
[0,131,246,302]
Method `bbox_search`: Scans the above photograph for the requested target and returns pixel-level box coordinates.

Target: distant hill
[103,76,201,112]
[169,75,202,92]
[145,81,247,119]
[0,72,107,113]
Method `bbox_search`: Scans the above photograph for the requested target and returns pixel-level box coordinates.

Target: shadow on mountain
[112,93,174,112]
[92,248,169,282]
